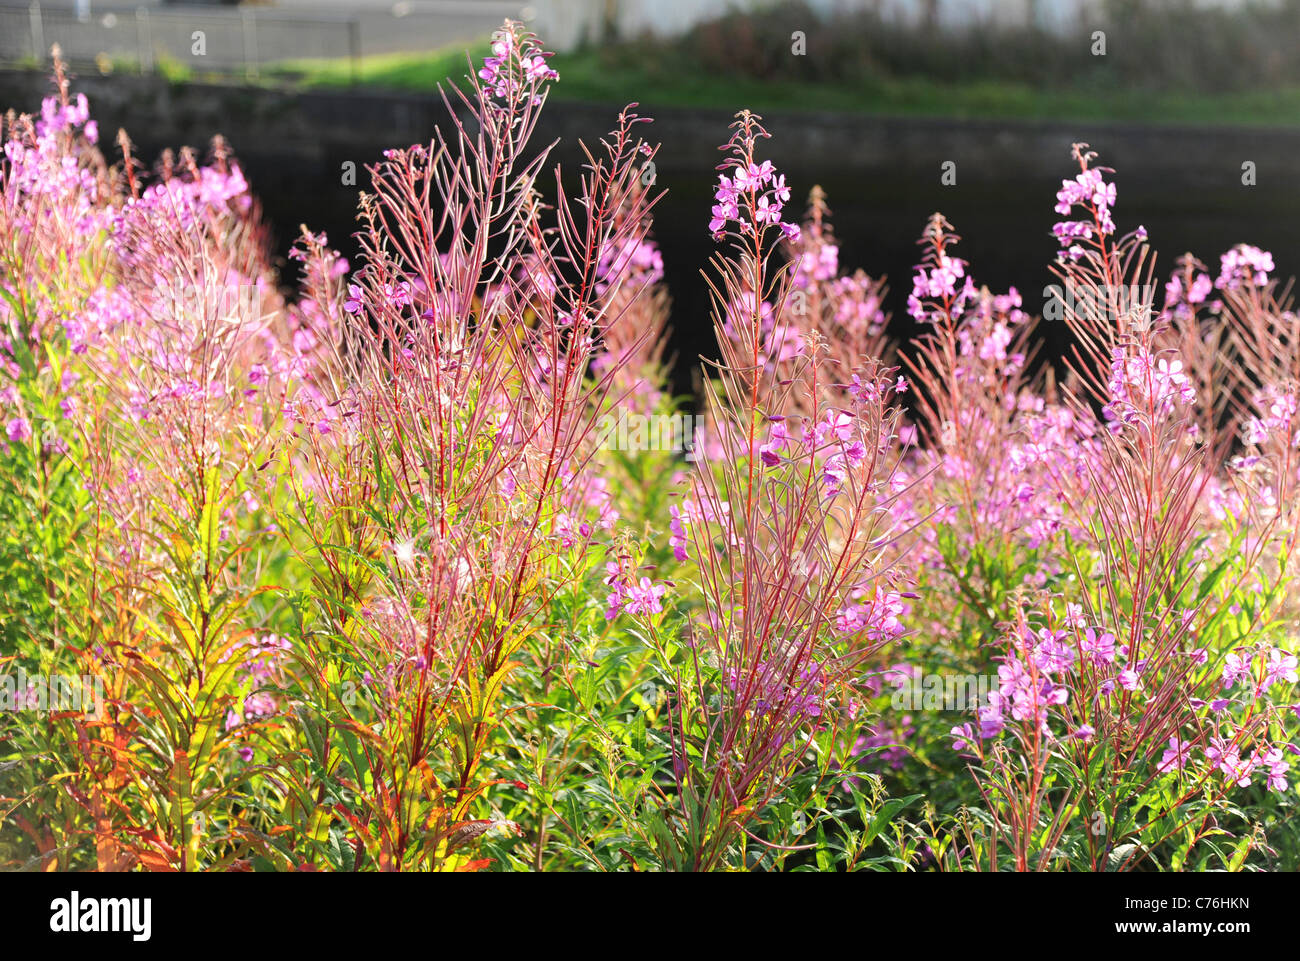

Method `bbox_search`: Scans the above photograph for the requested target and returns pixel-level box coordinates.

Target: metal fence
[0,4,361,82]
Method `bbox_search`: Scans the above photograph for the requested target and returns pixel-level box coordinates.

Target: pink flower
[1221,651,1252,689]
[668,504,690,562]
[1081,628,1115,664]
[1262,649,1299,692]
[623,577,668,616]
[818,411,856,445]
[1205,738,1255,788]
[1216,244,1274,290]
[709,153,800,241]
[523,54,558,82]
[950,723,977,752]
[1158,736,1191,774]
[1254,746,1290,793]
[5,417,31,442]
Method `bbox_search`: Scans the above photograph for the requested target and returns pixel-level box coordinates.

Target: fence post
[348,19,361,88]
[29,2,44,64]
[135,7,153,74]
[241,8,259,81]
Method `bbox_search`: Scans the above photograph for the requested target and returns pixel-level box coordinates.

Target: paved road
[1,0,528,61]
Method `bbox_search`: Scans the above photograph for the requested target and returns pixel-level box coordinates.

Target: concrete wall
[1,67,1293,183]
[4,67,1295,398]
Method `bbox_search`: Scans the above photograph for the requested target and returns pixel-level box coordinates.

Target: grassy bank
[250,44,1300,128]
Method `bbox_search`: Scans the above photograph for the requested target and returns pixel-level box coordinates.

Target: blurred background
[2,0,1298,393]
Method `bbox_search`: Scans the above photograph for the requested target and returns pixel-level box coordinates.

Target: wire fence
[0,4,361,82]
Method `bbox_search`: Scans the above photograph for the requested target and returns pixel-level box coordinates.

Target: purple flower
[1158,736,1190,774]
[1254,746,1290,793]
[1221,650,1252,689]
[668,504,690,562]
[950,723,977,752]
[1216,244,1274,290]
[604,562,627,620]
[1261,648,1298,692]
[523,54,558,82]
[1205,738,1255,788]
[978,706,1006,739]
[708,156,800,241]
[5,417,30,442]
[623,577,668,616]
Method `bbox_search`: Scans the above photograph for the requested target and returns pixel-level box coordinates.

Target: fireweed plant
[1,26,1298,871]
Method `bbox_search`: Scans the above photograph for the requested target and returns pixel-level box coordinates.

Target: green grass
[265,46,480,90]
[257,43,1300,128]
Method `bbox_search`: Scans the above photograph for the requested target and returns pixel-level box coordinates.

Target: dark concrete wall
[3,69,1297,183]
[3,69,1296,397]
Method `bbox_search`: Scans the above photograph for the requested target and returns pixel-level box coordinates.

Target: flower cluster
[1242,385,1299,449]
[1165,268,1214,310]
[478,26,558,104]
[709,158,799,242]
[1052,158,1117,259]
[6,41,1300,874]
[1103,348,1197,429]
[723,660,826,722]
[603,556,669,620]
[907,250,975,323]
[1220,644,1299,695]
[596,235,664,291]
[835,586,912,644]
[1216,243,1274,291]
